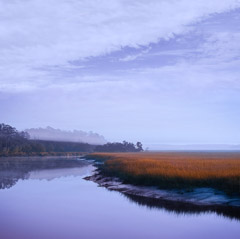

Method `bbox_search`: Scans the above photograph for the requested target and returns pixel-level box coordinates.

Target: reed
[89,152,240,195]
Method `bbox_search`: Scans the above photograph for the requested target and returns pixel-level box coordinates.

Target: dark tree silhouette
[95,141,143,152]
[0,123,95,156]
[0,123,29,154]
[0,123,144,155]
[136,142,143,151]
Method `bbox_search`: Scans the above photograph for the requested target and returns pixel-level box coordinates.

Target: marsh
[0,156,240,239]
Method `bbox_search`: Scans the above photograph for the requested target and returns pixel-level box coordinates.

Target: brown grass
[89,152,240,194]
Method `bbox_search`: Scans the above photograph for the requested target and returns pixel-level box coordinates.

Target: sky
[1,0,240,147]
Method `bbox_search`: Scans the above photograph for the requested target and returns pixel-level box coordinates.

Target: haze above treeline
[0,122,238,152]
[24,126,240,150]
[25,127,107,145]
[0,123,143,156]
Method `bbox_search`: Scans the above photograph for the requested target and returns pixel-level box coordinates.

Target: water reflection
[123,192,240,221]
[0,156,89,189]
[0,157,240,222]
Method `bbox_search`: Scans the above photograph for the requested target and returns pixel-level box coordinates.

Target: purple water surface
[0,159,239,239]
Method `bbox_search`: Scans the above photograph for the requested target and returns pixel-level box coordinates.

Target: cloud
[119,48,150,62]
[200,32,240,62]
[0,0,240,91]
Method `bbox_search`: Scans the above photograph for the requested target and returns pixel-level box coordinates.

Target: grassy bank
[88,152,240,195]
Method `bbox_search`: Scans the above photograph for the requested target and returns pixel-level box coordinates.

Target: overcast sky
[1,0,240,146]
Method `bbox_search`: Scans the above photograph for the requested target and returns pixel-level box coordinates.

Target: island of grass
[87,152,240,196]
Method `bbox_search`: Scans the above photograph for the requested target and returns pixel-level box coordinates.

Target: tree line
[0,123,143,156]
[95,141,143,152]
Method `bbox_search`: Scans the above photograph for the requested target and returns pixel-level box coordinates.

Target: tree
[136,142,143,151]
[95,141,143,152]
[0,123,29,153]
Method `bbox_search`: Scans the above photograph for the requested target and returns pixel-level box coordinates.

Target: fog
[26,127,106,145]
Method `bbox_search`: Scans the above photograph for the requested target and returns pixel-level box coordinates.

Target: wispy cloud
[0,0,240,91]
[119,48,150,62]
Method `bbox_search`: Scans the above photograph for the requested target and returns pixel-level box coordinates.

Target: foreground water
[0,157,239,239]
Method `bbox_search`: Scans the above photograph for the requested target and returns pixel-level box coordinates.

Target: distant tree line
[0,123,95,156]
[95,141,143,152]
[0,123,30,155]
[0,123,143,156]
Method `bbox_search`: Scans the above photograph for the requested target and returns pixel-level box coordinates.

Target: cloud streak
[0,0,240,91]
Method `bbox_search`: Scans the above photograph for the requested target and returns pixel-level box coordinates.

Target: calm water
[0,157,239,239]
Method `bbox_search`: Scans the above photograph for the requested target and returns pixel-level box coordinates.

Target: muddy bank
[85,170,240,220]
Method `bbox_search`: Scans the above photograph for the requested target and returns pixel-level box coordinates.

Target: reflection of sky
[29,166,95,180]
[0,165,240,239]
[1,1,240,146]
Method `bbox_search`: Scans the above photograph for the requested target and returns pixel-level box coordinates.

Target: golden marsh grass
[90,152,240,194]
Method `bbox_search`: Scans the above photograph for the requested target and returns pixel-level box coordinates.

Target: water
[0,157,239,239]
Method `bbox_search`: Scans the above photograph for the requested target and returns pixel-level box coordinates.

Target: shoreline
[0,152,85,157]
[85,169,240,220]
[86,152,240,196]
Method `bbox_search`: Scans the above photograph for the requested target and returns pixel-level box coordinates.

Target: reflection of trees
[123,193,240,221]
[0,157,88,190]
[0,170,29,189]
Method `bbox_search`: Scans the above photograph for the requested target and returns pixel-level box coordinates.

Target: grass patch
[88,152,240,195]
